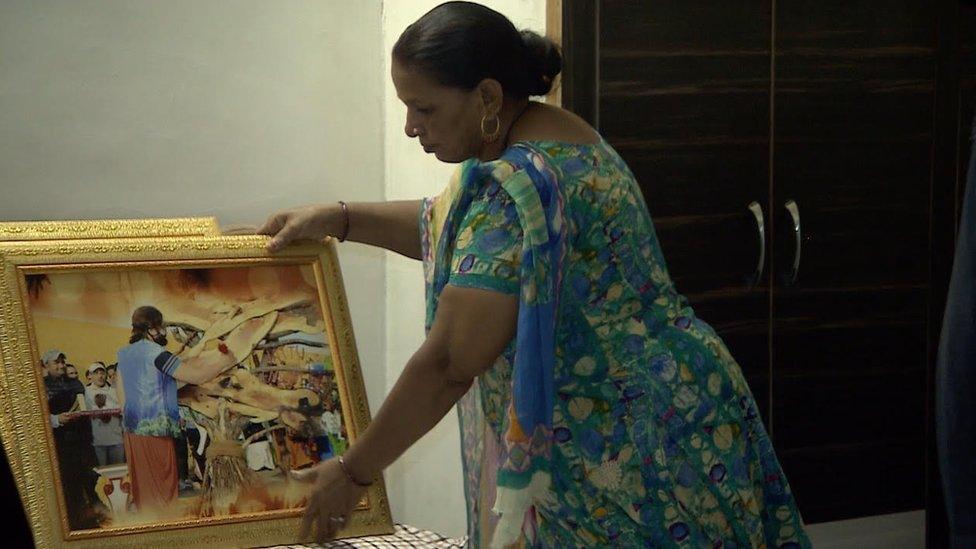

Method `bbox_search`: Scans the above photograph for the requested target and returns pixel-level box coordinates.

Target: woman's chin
[432,150,463,163]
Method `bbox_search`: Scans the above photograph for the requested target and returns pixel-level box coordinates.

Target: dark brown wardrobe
[555,0,976,544]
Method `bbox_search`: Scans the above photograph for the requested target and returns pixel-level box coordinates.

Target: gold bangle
[338,455,372,487]
[337,201,350,243]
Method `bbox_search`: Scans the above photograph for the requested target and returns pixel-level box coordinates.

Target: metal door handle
[785,199,801,284]
[748,201,765,288]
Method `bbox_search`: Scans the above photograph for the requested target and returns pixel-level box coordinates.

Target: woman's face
[392,59,485,163]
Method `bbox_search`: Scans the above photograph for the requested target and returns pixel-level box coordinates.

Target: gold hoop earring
[481,113,501,143]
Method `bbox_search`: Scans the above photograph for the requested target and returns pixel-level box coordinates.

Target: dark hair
[106,363,117,372]
[393,1,561,98]
[130,305,164,344]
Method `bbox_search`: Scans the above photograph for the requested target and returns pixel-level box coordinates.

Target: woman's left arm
[298,284,518,541]
[346,284,517,477]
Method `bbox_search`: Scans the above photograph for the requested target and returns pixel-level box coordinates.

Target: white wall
[381,0,546,538]
[0,0,388,409]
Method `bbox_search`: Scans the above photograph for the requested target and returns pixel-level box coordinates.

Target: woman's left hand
[293,458,367,543]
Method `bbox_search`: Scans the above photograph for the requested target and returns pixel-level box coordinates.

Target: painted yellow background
[34,316,133,379]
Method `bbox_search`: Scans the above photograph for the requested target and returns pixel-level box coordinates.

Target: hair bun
[520,30,562,96]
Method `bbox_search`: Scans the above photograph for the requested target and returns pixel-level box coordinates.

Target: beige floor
[806,511,925,549]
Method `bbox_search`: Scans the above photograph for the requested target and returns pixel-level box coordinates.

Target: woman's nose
[404,111,422,137]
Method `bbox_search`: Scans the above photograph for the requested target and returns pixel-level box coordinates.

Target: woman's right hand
[257,204,340,252]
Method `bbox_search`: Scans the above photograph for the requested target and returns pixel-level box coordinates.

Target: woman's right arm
[258,200,423,260]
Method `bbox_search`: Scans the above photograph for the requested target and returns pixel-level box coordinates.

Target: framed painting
[0,234,392,547]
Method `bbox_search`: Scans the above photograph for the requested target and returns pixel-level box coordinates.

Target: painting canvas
[0,234,391,547]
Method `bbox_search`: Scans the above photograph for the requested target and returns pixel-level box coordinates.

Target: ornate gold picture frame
[0,217,221,241]
[0,234,392,547]
[0,216,222,521]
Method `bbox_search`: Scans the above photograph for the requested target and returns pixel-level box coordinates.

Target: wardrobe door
[571,0,776,424]
[770,1,938,522]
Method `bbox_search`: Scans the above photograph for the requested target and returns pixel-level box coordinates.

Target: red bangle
[337,201,350,243]
[338,455,372,487]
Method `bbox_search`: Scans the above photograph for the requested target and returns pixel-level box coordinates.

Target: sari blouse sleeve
[447,178,523,296]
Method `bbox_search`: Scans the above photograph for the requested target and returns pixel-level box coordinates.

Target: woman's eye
[416,107,433,115]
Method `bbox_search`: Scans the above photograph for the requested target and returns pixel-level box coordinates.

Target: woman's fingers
[220,224,259,236]
[299,498,317,541]
[314,499,338,542]
[267,219,301,252]
[296,459,361,543]
[256,212,287,237]
[290,466,318,484]
[258,210,303,252]
[260,205,333,252]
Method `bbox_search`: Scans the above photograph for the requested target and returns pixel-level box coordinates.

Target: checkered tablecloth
[263,524,466,548]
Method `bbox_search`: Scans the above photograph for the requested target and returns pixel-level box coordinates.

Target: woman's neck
[476,98,531,162]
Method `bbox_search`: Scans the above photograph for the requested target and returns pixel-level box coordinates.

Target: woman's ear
[476,78,504,115]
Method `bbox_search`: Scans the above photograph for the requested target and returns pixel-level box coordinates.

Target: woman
[260,2,810,547]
